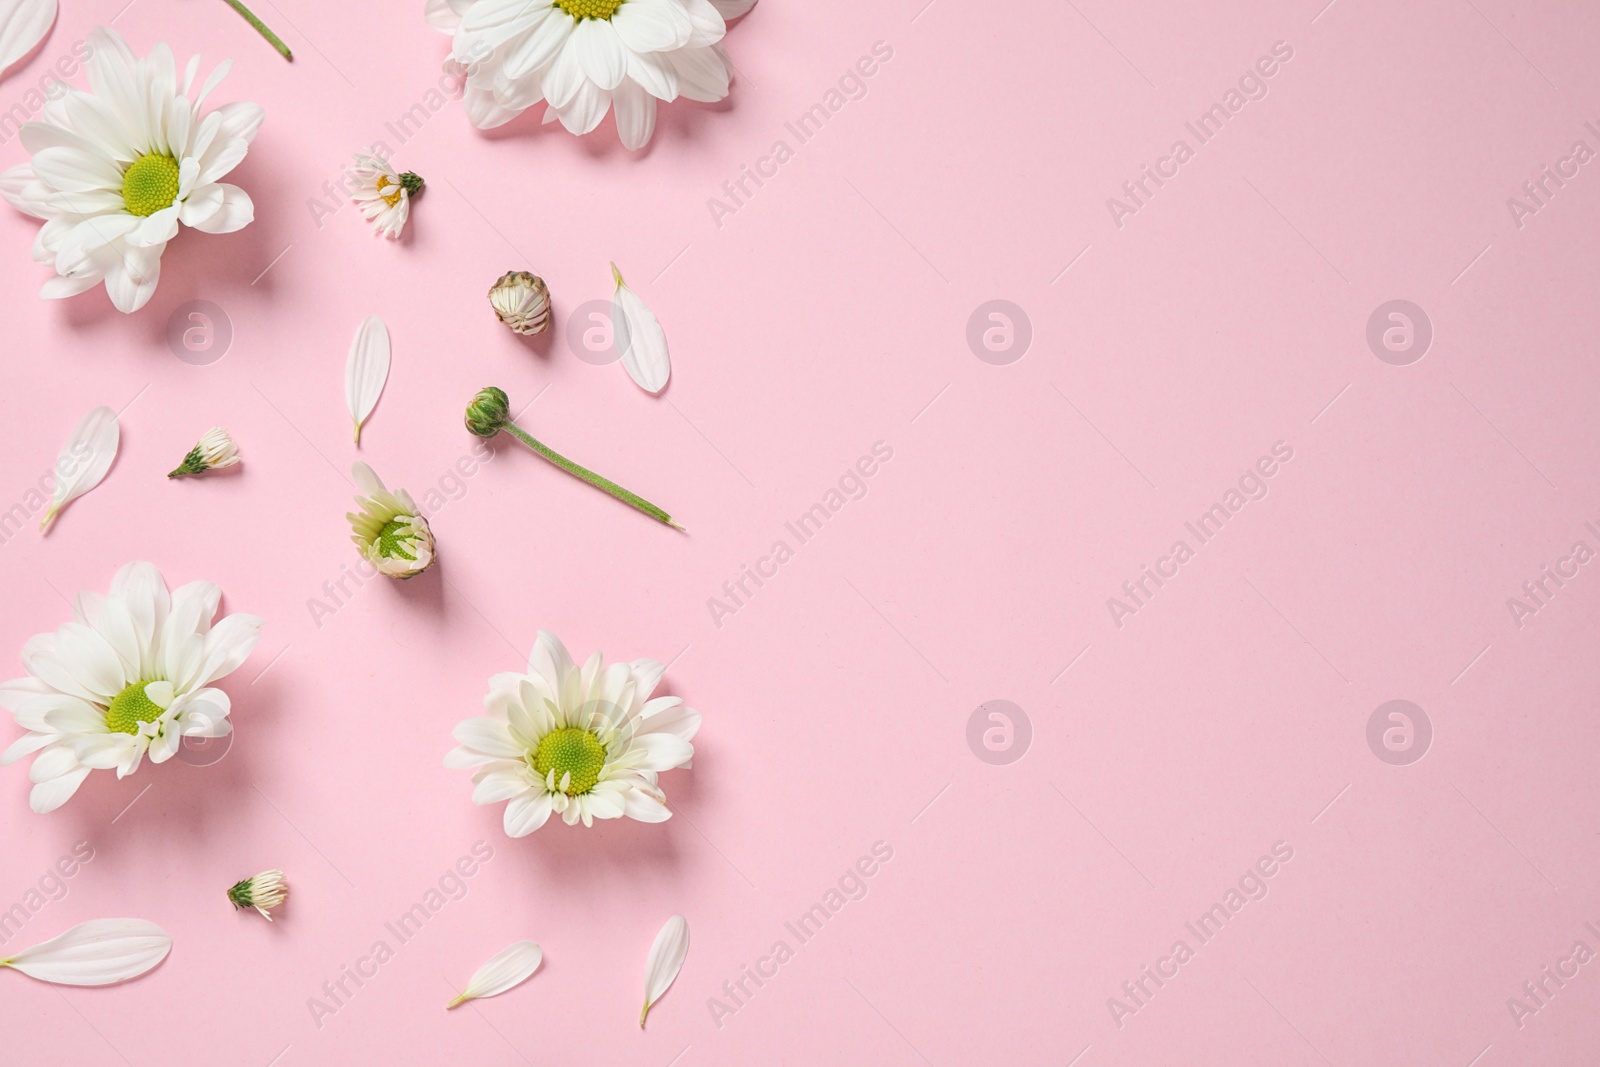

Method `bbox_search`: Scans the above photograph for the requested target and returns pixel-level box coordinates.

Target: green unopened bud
[465,387,510,437]
[399,171,424,196]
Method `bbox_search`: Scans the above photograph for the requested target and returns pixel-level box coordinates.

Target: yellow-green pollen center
[529,727,607,795]
[377,519,417,560]
[121,153,181,217]
[552,0,626,20]
[105,680,163,735]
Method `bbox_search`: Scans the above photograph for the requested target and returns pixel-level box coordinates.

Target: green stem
[223,0,294,61]
[502,423,684,531]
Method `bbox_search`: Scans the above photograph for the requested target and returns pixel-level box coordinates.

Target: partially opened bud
[489,271,551,336]
[168,427,241,478]
[227,869,287,921]
[347,462,437,578]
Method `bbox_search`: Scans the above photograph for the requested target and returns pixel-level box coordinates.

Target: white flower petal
[709,0,756,19]
[448,940,542,1008]
[40,406,117,532]
[1,919,170,986]
[612,79,657,151]
[0,0,56,84]
[640,915,688,1027]
[345,315,391,445]
[612,264,670,393]
[502,791,553,836]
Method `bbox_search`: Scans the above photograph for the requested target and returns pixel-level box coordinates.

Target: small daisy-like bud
[488,271,551,336]
[168,427,241,478]
[348,462,437,578]
[465,387,511,438]
[227,869,287,921]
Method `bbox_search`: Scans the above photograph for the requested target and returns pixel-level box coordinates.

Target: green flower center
[121,153,181,217]
[552,0,626,20]
[530,727,607,795]
[105,681,164,735]
[377,519,417,560]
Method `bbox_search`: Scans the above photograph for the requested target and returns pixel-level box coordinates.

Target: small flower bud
[466,387,511,437]
[227,869,287,921]
[168,427,241,478]
[489,271,551,336]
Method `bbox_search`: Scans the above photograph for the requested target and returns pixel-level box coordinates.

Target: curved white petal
[640,915,688,1026]
[345,315,391,445]
[611,264,670,393]
[40,406,118,533]
[0,0,56,83]
[1,919,170,986]
[448,940,542,1008]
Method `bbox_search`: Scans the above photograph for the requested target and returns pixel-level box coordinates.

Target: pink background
[3,0,1600,1063]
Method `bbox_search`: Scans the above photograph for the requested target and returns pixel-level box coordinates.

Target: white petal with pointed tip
[0,0,55,83]
[41,405,118,532]
[1,919,170,986]
[447,941,542,1008]
[640,915,689,1026]
[345,315,391,444]
[612,265,670,394]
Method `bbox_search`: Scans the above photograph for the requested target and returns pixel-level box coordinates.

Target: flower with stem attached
[227,869,287,921]
[347,462,436,579]
[465,387,684,531]
[168,427,241,478]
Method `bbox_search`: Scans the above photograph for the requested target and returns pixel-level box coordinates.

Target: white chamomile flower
[447,630,700,835]
[425,0,754,149]
[168,426,241,478]
[347,461,436,579]
[0,562,262,813]
[0,27,263,313]
[227,869,287,921]
[349,150,423,239]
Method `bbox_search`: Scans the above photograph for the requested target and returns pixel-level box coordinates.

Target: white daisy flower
[227,869,287,921]
[0,27,263,313]
[168,426,241,478]
[0,562,263,814]
[447,630,700,835]
[425,0,748,149]
[349,150,423,239]
[347,461,436,579]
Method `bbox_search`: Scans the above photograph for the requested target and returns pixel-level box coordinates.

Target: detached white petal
[612,263,670,394]
[345,315,391,445]
[1,919,170,986]
[447,941,542,1009]
[41,405,118,532]
[0,0,56,82]
[640,915,688,1027]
